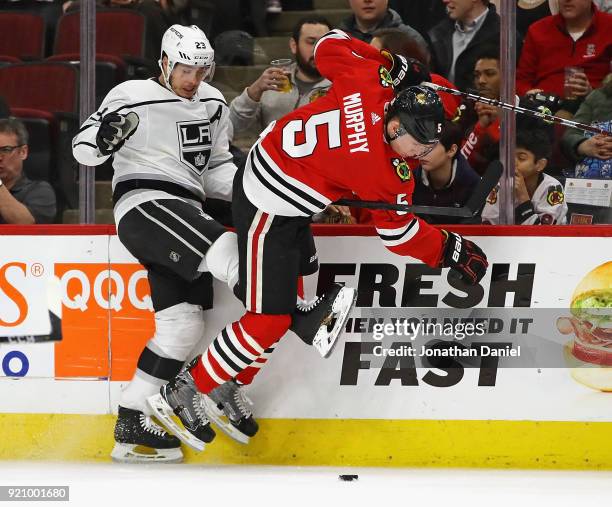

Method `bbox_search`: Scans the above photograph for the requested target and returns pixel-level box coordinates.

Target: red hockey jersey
[241,29,445,267]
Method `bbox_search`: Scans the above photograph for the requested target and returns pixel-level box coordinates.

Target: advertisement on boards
[0,230,610,422]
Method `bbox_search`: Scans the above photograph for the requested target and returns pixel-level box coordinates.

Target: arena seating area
[0,0,610,225]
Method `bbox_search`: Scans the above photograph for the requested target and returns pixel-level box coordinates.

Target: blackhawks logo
[487,185,499,204]
[379,65,393,88]
[309,88,328,103]
[391,158,411,182]
[547,186,565,206]
[415,93,427,105]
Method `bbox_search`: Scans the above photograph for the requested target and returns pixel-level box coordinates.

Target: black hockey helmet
[386,86,444,145]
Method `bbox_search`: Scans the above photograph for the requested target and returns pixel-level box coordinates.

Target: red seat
[0,12,46,60]
[0,62,78,113]
[54,10,146,58]
[0,55,21,64]
[48,53,127,105]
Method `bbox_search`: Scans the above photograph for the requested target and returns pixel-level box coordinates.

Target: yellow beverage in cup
[271,58,293,93]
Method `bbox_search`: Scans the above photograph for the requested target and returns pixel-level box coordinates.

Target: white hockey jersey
[482,173,568,225]
[72,79,236,223]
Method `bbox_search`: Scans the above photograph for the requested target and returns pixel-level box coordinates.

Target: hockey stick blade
[334,160,502,217]
[464,160,503,214]
[0,311,62,344]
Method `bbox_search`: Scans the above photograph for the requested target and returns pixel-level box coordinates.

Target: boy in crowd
[412,120,481,224]
[482,128,567,225]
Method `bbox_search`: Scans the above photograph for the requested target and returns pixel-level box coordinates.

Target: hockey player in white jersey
[73,24,355,463]
[73,24,255,463]
[482,128,567,225]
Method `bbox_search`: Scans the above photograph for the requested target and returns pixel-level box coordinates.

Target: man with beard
[229,16,332,138]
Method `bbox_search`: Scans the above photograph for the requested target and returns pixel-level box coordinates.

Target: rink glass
[270,59,293,93]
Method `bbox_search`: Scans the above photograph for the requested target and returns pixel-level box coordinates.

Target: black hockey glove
[439,230,488,285]
[381,50,431,92]
[96,111,139,155]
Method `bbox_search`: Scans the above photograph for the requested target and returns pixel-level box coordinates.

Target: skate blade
[110,442,183,464]
[201,395,250,445]
[313,286,357,358]
[147,394,206,452]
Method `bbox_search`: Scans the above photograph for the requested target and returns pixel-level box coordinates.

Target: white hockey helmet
[159,24,215,94]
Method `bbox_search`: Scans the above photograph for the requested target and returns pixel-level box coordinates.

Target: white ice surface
[1,462,612,507]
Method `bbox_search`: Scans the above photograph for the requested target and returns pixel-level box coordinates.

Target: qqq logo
[56,264,152,312]
[0,262,153,322]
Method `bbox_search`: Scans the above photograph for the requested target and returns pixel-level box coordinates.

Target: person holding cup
[564,66,592,100]
[229,16,332,138]
[516,0,611,106]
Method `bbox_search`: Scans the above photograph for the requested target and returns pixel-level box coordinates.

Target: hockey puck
[339,474,358,482]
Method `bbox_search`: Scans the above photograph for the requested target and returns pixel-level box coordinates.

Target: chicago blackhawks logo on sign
[378,66,393,88]
[391,158,411,182]
[177,119,212,175]
[547,186,565,206]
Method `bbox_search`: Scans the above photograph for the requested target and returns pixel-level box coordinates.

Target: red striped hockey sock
[191,311,290,393]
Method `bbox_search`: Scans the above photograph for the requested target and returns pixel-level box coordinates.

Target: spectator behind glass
[388,0,448,40]
[427,0,518,92]
[482,127,568,225]
[562,73,612,178]
[229,16,332,139]
[369,28,462,119]
[412,120,481,225]
[516,0,612,103]
[516,0,558,37]
[458,45,502,175]
[0,118,57,224]
[338,0,427,48]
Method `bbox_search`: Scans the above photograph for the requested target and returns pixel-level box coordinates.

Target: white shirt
[482,173,568,225]
[450,8,489,83]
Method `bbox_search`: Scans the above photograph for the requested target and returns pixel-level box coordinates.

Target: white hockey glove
[96,111,139,155]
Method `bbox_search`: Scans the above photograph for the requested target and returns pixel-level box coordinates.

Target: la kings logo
[177,119,212,175]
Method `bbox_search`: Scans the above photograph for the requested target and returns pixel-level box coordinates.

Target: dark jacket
[427,5,521,92]
[338,8,427,48]
[412,153,481,224]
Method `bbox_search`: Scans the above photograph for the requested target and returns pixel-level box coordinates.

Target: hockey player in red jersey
[148,29,489,450]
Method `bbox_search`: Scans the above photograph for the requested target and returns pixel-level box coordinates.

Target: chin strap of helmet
[159,54,175,94]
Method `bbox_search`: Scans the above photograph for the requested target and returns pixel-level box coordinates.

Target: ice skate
[111,406,183,463]
[147,359,216,452]
[202,380,258,444]
[291,282,357,358]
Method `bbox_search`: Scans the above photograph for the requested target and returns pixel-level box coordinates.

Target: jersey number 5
[281,110,341,158]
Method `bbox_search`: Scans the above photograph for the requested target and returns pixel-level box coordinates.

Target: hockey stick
[335,160,503,218]
[0,311,62,344]
[423,81,612,137]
